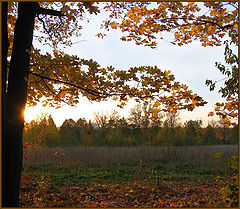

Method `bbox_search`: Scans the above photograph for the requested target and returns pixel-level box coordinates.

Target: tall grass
[23,145,238,170]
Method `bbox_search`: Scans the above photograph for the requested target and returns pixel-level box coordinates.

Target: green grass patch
[22,161,225,188]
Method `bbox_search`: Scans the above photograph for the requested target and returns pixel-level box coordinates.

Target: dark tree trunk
[3,2,37,207]
[1,2,8,99]
[2,1,9,207]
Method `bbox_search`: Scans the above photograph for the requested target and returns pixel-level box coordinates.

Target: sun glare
[23,104,72,127]
[24,105,45,123]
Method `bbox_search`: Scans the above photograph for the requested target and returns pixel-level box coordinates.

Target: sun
[24,105,45,123]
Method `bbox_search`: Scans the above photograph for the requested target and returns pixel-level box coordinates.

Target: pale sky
[25,5,232,127]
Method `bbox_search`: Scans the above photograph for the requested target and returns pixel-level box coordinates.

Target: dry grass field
[23,145,238,169]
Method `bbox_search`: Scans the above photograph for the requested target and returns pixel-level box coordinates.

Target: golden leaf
[121,36,127,41]
[58,90,67,98]
[208,112,214,117]
[112,96,118,101]
[222,118,230,125]
[53,48,58,54]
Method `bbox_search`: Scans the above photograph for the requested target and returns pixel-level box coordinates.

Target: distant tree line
[23,104,238,147]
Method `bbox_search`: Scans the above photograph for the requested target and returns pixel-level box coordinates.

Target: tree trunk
[3,2,37,207]
[2,1,9,207]
[1,2,8,99]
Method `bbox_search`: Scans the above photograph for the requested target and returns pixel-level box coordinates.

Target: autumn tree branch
[156,17,235,31]
[197,20,235,30]
[34,3,64,45]
[36,4,64,17]
[37,15,54,41]
[29,71,162,102]
[42,79,74,106]
[29,71,104,98]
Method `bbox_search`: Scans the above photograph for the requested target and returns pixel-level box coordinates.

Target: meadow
[20,145,238,207]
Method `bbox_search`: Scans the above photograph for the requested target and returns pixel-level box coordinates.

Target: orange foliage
[102,2,238,48]
[208,96,238,128]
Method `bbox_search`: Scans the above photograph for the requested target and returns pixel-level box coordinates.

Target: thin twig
[42,79,74,106]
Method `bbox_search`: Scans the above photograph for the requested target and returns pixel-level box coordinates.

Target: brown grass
[23,145,238,169]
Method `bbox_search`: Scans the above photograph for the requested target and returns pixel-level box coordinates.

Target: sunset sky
[24,8,231,127]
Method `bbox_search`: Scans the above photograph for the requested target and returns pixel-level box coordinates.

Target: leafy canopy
[100,2,238,48]
[9,2,239,113]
